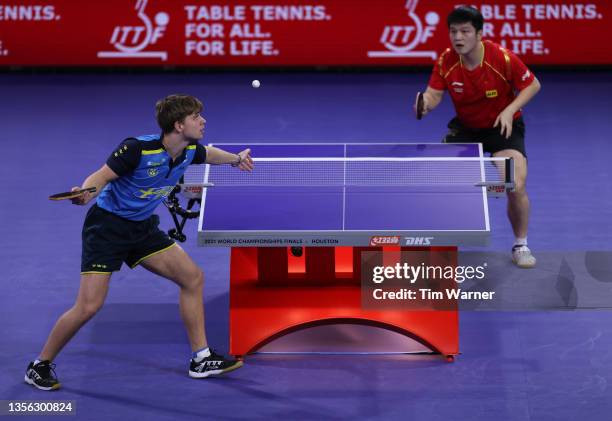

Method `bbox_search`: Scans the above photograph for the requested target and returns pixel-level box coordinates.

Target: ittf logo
[367,0,439,60]
[370,236,401,246]
[97,0,169,61]
[486,89,498,98]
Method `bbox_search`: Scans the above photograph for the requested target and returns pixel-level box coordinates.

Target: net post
[505,157,515,191]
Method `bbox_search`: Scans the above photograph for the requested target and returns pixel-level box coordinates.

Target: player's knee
[183,267,203,291]
[76,300,104,320]
[508,180,527,200]
[194,268,204,289]
[512,177,527,195]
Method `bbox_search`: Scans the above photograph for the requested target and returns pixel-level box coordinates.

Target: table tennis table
[193,143,504,359]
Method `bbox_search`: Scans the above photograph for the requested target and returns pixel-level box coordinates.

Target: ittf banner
[0,0,610,66]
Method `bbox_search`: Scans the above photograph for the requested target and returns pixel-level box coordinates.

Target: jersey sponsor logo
[486,89,498,98]
[370,236,400,246]
[147,160,163,167]
[452,81,464,92]
[404,236,434,245]
[136,185,174,199]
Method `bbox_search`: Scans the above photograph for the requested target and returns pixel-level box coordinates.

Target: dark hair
[447,6,484,32]
[155,94,203,134]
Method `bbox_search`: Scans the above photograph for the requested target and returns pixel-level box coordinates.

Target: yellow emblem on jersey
[486,89,498,98]
[137,186,174,199]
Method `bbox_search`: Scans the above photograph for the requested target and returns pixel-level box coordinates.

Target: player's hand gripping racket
[48,187,97,201]
[416,92,425,120]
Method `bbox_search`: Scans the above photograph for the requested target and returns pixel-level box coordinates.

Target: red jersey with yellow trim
[428,40,535,129]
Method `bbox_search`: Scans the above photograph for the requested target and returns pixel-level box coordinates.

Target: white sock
[192,347,211,362]
[33,359,42,365]
[513,237,528,248]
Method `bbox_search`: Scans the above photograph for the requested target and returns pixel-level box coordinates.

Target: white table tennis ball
[252,80,261,88]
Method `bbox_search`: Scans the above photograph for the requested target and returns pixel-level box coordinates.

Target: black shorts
[81,204,175,273]
[443,116,527,158]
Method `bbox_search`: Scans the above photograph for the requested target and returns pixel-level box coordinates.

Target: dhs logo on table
[370,236,401,246]
[404,236,434,246]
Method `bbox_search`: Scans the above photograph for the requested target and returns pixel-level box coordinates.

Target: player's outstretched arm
[204,146,254,171]
[71,164,119,205]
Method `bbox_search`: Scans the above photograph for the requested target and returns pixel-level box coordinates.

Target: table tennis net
[183,157,514,188]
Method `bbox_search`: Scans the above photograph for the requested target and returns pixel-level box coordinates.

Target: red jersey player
[416,6,541,268]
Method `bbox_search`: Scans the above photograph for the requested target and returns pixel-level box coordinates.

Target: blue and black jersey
[97,134,207,221]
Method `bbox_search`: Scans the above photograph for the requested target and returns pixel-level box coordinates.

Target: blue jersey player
[26,94,253,390]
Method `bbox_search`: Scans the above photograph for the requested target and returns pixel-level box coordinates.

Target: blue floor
[1,71,612,420]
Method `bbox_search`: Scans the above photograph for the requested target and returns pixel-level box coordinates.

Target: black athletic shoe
[25,361,61,391]
[189,350,243,378]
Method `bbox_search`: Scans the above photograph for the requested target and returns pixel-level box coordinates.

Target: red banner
[0,0,610,66]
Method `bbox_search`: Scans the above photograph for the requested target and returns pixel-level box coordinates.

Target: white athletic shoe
[512,245,537,268]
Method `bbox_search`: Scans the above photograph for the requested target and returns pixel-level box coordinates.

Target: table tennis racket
[416,91,424,120]
[49,187,97,201]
